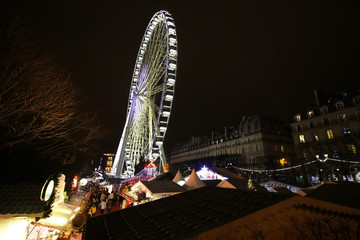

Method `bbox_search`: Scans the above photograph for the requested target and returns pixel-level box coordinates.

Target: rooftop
[0,183,47,215]
[140,181,186,194]
[306,182,360,209]
[83,187,292,240]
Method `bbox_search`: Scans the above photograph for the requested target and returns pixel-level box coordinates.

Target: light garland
[233,158,360,173]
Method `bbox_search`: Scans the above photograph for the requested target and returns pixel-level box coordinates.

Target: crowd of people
[85,186,128,217]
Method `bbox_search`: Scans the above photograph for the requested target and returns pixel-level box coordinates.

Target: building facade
[291,88,360,161]
[170,115,294,172]
[290,87,360,182]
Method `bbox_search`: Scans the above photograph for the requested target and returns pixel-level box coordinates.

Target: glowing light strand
[233,158,360,173]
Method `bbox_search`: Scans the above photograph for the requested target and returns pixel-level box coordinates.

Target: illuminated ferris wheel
[110,10,177,177]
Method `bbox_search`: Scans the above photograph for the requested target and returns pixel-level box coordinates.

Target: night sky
[8,0,360,153]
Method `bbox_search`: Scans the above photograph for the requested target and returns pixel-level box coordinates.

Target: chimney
[211,131,214,141]
[314,89,320,107]
[224,126,227,138]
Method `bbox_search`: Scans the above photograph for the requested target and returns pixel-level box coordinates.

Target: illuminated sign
[79,178,88,186]
[40,180,55,201]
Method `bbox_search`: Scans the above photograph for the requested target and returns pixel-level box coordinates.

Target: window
[309,122,316,128]
[314,135,319,142]
[308,110,314,118]
[343,127,351,135]
[347,144,356,155]
[279,158,287,166]
[274,145,278,151]
[299,135,305,143]
[296,124,303,131]
[320,106,328,115]
[323,118,330,125]
[281,145,284,152]
[326,129,334,139]
[338,113,346,121]
[335,101,344,110]
[295,114,301,122]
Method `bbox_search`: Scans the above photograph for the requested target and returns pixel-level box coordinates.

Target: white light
[169,49,177,57]
[46,216,68,225]
[169,63,176,70]
[177,180,186,186]
[169,37,176,46]
[169,28,176,35]
[79,178,88,186]
[2,220,28,240]
[165,95,173,100]
[162,111,170,117]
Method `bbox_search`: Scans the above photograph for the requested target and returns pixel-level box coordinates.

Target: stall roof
[211,167,245,179]
[0,183,47,215]
[306,182,360,209]
[83,187,292,240]
[140,181,186,194]
[149,172,175,182]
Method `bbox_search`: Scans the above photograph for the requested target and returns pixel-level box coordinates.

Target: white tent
[184,169,206,190]
[172,170,185,185]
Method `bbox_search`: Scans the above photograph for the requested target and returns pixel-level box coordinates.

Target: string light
[233,158,360,173]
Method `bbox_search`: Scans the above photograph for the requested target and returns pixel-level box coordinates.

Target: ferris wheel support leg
[160,144,167,167]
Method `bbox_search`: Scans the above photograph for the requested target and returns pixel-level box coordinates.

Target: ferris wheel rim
[128,10,177,157]
[111,10,177,177]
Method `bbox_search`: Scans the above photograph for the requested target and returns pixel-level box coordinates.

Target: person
[107,191,114,212]
[100,191,106,202]
[91,204,97,217]
[122,199,127,209]
[100,199,107,215]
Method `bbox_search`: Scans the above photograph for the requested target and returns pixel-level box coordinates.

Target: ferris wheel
[110,10,177,177]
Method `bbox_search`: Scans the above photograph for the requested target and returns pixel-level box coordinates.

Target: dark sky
[8,0,360,152]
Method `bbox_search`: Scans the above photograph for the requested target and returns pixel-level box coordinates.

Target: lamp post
[316,153,329,183]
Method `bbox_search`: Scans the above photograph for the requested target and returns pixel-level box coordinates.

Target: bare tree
[0,12,103,174]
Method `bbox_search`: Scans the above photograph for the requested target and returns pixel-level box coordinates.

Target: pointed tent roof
[184,169,206,190]
[172,170,184,183]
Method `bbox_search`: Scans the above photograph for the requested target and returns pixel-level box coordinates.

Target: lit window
[320,106,328,115]
[323,118,330,125]
[347,144,356,154]
[295,114,301,122]
[335,101,344,110]
[281,146,284,152]
[308,111,314,118]
[279,158,288,166]
[296,124,303,131]
[338,113,346,121]
[326,129,334,139]
[314,135,319,142]
[309,122,316,128]
[343,127,351,135]
[299,135,305,143]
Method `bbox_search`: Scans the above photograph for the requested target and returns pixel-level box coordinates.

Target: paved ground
[92,202,123,217]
